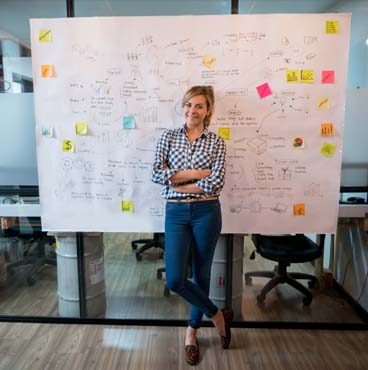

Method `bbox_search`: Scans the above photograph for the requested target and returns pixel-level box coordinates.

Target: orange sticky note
[317,97,330,110]
[293,204,305,216]
[41,64,55,78]
[320,123,334,136]
[202,55,216,69]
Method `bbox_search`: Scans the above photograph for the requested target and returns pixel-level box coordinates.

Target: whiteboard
[30,14,351,233]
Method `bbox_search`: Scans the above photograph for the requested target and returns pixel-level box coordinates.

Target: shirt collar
[180,124,210,138]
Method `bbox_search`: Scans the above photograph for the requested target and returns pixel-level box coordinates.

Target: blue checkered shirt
[151,125,226,199]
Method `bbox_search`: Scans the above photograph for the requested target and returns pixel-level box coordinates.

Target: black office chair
[3,217,56,286]
[131,232,164,261]
[244,234,325,305]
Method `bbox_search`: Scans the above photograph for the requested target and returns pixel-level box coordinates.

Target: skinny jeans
[164,199,222,329]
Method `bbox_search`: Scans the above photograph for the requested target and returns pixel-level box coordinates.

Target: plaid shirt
[151,125,226,199]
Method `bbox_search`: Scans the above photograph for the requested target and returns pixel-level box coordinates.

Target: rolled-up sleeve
[151,129,177,185]
[196,137,226,194]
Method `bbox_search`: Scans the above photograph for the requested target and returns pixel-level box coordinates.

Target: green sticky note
[320,142,336,157]
[123,115,136,129]
[76,121,88,135]
[121,200,134,213]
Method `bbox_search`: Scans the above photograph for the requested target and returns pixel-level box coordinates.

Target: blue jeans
[165,200,222,329]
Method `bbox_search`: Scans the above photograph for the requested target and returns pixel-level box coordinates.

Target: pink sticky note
[256,82,272,99]
[322,70,335,84]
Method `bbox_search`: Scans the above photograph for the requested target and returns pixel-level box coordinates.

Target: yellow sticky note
[56,241,60,249]
[293,204,305,216]
[218,128,230,141]
[41,64,55,78]
[76,122,88,135]
[320,142,336,157]
[320,123,334,136]
[317,97,330,110]
[326,20,339,34]
[121,200,134,213]
[62,140,75,153]
[286,70,299,83]
[202,55,216,69]
[301,70,314,83]
[39,29,52,42]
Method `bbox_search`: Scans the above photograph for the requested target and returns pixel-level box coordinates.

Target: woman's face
[183,94,208,128]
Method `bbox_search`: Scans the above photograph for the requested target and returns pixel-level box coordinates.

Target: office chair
[2,217,56,286]
[244,234,325,305]
[131,232,164,261]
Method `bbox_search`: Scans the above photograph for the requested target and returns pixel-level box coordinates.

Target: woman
[151,86,233,365]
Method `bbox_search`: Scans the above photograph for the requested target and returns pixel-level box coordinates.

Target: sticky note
[301,70,314,83]
[256,82,272,99]
[322,70,335,84]
[202,55,216,69]
[41,64,55,78]
[62,140,75,153]
[76,121,88,135]
[320,123,334,136]
[317,97,330,110]
[286,70,299,83]
[293,204,305,216]
[292,137,304,148]
[41,127,53,138]
[218,128,231,141]
[320,142,336,157]
[326,20,339,34]
[39,29,52,42]
[123,115,136,129]
[121,200,134,213]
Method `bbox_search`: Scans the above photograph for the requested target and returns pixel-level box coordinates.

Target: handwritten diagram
[30,14,351,233]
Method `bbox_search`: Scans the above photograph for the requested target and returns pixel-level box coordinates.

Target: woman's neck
[185,123,204,144]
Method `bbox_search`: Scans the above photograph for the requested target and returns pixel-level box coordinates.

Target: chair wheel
[135,253,142,261]
[245,276,252,285]
[257,294,265,303]
[303,297,312,306]
[164,286,170,297]
[131,242,137,250]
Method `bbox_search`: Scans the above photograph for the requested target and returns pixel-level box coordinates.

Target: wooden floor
[0,233,365,324]
[0,322,368,370]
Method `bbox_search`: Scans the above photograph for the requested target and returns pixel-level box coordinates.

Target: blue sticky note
[123,115,136,129]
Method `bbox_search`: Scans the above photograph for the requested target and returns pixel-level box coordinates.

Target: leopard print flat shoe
[220,307,234,349]
[185,338,199,366]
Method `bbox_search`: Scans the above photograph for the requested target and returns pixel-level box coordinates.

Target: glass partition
[0,0,66,318]
[1,0,367,326]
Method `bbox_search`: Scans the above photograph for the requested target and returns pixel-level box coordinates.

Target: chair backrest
[251,233,325,263]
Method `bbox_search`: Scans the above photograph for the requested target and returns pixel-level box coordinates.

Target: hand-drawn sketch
[30,13,351,233]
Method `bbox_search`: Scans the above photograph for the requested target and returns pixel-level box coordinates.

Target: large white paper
[30,14,351,233]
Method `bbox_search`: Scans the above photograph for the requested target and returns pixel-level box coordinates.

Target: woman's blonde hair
[182,86,215,128]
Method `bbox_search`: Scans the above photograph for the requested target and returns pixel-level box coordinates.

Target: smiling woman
[151,85,231,365]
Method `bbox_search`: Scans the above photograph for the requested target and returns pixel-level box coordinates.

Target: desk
[0,204,41,217]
